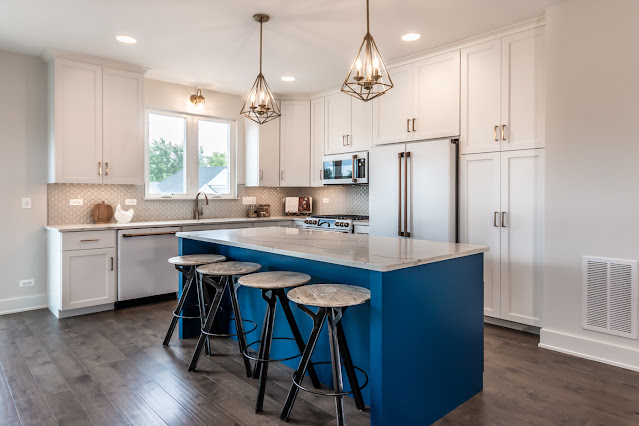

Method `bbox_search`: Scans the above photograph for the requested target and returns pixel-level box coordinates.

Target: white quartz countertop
[177,227,488,272]
[45,216,304,232]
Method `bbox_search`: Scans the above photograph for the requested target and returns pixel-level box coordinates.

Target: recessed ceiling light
[401,33,421,42]
[116,35,137,44]
[281,76,295,82]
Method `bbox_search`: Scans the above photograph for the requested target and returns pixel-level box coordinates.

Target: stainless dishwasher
[117,227,180,304]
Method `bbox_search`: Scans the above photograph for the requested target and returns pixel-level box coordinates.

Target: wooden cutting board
[91,201,114,223]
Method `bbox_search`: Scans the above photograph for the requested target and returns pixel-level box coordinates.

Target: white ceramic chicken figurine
[114,204,134,224]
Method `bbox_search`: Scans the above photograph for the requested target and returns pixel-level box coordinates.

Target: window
[145,111,236,199]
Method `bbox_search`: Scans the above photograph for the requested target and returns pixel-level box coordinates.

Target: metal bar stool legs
[229,279,254,377]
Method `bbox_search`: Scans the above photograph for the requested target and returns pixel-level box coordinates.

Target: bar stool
[280,284,370,425]
[188,261,262,375]
[237,271,322,413]
[163,254,226,353]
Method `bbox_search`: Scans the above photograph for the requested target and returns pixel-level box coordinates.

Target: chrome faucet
[194,192,209,219]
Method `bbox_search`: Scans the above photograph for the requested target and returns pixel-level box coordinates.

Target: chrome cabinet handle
[494,125,499,142]
[501,124,507,141]
[398,152,404,236]
[501,212,507,227]
[80,238,100,242]
[110,257,114,271]
[122,231,177,238]
[105,162,109,176]
[412,118,416,132]
[494,212,500,227]
[98,162,102,176]
[352,155,357,182]
[259,169,263,180]
[346,135,350,145]
[342,135,346,146]
[320,169,323,180]
[404,151,411,238]
[407,119,411,133]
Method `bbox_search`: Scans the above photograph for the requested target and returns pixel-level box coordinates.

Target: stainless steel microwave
[322,151,369,185]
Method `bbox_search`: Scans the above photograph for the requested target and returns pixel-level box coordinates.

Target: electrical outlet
[21,197,31,209]
[69,199,83,206]
[243,197,257,205]
[125,199,137,206]
[19,279,34,288]
[323,198,330,204]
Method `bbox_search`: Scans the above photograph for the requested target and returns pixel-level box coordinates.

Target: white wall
[0,50,48,313]
[540,0,639,370]
[144,79,246,185]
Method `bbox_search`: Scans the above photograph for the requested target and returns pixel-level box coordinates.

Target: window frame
[144,109,237,200]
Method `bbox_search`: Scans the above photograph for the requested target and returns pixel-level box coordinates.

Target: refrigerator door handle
[398,152,404,237]
[404,151,411,238]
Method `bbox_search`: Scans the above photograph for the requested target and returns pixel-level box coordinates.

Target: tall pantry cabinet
[459,27,545,327]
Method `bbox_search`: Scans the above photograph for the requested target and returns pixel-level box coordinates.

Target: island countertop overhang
[176,227,488,272]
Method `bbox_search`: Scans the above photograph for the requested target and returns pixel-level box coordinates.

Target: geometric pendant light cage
[341,0,393,102]
[240,14,281,124]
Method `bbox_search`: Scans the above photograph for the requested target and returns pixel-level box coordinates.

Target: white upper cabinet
[411,51,461,141]
[279,100,311,187]
[51,59,103,183]
[245,116,280,187]
[501,28,546,152]
[373,51,461,146]
[310,97,325,187]
[47,54,146,184]
[324,93,372,154]
[460,28,545,154]
[102,67,144,184]
[372,64,413,145]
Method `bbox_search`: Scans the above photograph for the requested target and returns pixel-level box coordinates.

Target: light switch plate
[323,198,330,204]
[125,199,137,206]
[21,198,31,209]
[19,279,34,288]
[243,197,257,205]
[69,199,83,206]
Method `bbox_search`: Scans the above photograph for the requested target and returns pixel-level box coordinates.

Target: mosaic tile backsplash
[48,184,369,225]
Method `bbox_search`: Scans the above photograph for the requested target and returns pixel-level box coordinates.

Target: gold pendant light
[341,0,393,102]
[241,14,281,124]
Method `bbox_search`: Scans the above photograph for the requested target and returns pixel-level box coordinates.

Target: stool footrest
[242,337,302,363]
[201,318,257,338]
[172,304,205,320]
[292,361,368,397]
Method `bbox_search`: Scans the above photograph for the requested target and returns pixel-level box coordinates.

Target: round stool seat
[168,254,226,266]
[197,261,261,276]
[287,284,370,308]
[238,271,311,290]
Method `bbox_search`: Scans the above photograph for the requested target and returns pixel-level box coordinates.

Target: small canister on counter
[247,204,258,218]
[257,204,271,217]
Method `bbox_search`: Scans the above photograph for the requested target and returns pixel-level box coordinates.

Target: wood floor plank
[0,401,20,426]
[45,389,93,425]
[12,387,57,426]
[16,336,69,395]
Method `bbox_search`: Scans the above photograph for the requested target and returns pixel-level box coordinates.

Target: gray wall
[0,50,48,313]
[541,0,639,368]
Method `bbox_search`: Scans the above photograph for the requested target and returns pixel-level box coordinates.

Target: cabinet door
[324,93,351,154]
[369,143,406,237]
[460,40,502,154]
[244,118,280,187]
[459,153,502,318]
[53,59,103,183]
[348,98,372,152]
[62,248,116,310]
[412,51,461,141]
[102,67,144,184]
[406,139,456,242]
[310,98,325,187]
[499,149,544,326]
[372,64,412,146]
[280,100,311,187]
[501,28,545,151]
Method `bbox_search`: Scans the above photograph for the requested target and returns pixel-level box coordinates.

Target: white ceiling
[0,0,561,96]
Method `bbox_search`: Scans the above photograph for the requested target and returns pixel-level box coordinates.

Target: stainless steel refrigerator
[369,138,457,242]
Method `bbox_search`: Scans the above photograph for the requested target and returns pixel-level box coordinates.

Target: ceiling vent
[582,257,637,339]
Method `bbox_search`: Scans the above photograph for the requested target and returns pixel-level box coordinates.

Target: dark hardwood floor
[0,301,637,425]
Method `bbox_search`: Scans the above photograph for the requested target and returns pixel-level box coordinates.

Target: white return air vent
[582,257,637,339]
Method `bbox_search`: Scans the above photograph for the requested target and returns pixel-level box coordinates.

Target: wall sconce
[190,89,205,106]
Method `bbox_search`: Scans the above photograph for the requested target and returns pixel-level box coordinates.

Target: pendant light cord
[259,20,263,75]
[366,0,370,35]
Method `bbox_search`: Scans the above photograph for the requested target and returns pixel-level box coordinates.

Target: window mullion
[186,116,199,196]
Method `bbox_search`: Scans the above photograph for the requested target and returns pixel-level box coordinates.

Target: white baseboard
[484,316,541,334]
[53,303,114,319]
[0,294,48,315]
[540,328,639,373]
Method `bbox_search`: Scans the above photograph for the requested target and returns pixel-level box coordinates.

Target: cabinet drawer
[62,231,116,251]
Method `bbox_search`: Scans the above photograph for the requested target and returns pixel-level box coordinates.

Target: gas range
[303,214,369,233]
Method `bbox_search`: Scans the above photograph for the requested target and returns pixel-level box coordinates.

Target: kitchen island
[176,227,487,425]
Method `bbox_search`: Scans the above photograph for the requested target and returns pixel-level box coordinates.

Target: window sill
[144,195,239,201]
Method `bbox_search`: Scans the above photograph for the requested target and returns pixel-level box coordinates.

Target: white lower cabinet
[62,248,116,310]
[460,149,544,326]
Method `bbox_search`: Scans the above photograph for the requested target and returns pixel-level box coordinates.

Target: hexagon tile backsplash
[48,184,369,225]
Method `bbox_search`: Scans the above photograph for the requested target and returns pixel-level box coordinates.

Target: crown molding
[41,48,150,74]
